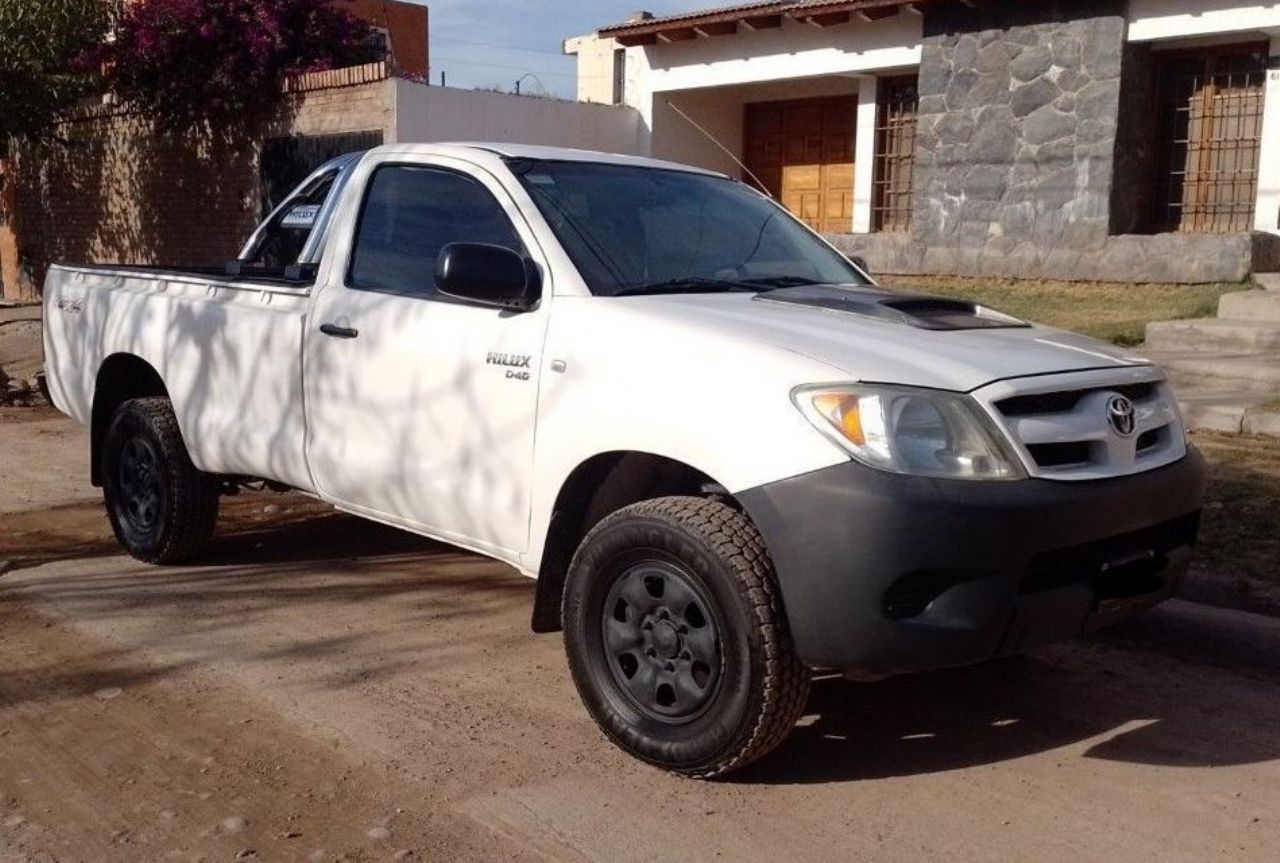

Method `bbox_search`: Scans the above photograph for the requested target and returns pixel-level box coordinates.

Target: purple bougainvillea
[106,0,378,128]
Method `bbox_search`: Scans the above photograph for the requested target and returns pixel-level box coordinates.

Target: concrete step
[1219,290,1280,321]
[1245,409,1280,436]
[1255,273,1280,292]
[1164,391,1280,435]
[1177,395,1250,433]
[1146,350,1280,396]
[1145,318,1280,352]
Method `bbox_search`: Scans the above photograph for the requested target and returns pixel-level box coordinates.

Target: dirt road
[3,408,1280,862]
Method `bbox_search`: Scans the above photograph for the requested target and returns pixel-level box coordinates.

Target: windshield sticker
[281,204,320,229]
[525,174,556,186]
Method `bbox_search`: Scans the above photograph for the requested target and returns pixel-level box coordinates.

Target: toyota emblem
[1107,395,1137,437]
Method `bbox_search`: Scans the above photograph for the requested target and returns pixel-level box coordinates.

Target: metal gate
[1151,44,1267,233]
[259,131,384,216]
[872,76,918,234]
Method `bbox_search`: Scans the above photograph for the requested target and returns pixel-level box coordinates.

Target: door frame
[301,150,560,561]
[742,95,859,234]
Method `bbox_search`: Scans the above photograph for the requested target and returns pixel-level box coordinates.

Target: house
[338,0,430,78]
[565,0,1280,283]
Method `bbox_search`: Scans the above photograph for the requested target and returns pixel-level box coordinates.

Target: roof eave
[599,0,931,46]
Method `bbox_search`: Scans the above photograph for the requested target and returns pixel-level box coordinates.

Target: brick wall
[2,63,393,299]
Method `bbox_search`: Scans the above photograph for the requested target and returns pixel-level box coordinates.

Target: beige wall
[393,79,646,153]
[564,33,623,105]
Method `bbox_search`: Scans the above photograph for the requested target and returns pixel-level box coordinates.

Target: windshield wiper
[741,275,824,288]
[612,277,760,297]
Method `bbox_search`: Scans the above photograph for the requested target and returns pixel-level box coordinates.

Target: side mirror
[846,254,870,274]
[435,242,538,312]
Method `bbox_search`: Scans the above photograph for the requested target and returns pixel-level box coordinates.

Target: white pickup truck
[44,143,1205,777]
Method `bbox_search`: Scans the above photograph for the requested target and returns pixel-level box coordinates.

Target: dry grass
[879,275,1250,346]
[1192,431,1280,587]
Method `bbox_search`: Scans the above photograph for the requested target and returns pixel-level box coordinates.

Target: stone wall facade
[2,64,394,299]
[910,0,1128,277]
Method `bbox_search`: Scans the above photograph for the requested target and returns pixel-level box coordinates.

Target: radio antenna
[663,98,771,195]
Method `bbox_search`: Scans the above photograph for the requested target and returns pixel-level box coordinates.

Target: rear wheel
[563,497,810,778]
[101,397,219,563]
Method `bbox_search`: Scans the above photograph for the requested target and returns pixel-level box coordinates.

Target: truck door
[303,158,550,557]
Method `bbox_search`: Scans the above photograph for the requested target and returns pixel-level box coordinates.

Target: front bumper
[737,449,1206,674]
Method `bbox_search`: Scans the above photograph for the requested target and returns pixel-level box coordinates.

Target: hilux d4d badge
[488,351,532,381]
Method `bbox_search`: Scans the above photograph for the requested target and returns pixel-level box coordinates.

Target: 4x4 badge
[1107,395,1136,437]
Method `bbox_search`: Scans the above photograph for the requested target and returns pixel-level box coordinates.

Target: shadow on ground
[5,506,1279,787]
[735,633,1279,786]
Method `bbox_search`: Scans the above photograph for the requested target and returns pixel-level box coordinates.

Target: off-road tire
[563,496,810,778]
[101,397,219,564]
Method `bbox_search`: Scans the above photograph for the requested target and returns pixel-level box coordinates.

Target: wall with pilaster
[1254,36,1280,236]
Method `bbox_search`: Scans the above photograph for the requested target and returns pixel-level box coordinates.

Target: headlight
[792,384,1025,481]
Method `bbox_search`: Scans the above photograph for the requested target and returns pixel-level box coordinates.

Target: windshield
[510,159,870,296]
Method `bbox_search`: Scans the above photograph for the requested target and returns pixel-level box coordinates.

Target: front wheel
[101,397,219,563]
[563,497,810,778]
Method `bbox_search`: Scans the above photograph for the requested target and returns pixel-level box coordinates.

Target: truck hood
[618,286,1149,392]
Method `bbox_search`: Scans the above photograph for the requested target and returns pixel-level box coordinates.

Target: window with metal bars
[612,48,626,105]
[1151,44,1267,234]
[872,75,918,233]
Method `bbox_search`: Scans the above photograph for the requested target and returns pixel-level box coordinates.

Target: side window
[348,165,525,297]
[247,170,338,269]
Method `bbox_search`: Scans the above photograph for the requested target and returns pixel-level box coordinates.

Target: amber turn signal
[812,393,866,446]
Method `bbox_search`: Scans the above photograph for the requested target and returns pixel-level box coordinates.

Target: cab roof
[363,142,727,177]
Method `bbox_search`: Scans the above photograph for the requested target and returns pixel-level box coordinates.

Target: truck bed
[42,262,315,491]
[55,262,316,290]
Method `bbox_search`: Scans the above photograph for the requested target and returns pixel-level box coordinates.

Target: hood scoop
[754,285,1030,331]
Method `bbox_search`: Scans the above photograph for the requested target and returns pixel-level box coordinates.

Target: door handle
[319,323,359,339]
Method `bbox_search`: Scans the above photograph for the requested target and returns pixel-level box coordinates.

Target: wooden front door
[744,96,856,234]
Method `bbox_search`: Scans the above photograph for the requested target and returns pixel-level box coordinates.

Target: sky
[413,0,695,97]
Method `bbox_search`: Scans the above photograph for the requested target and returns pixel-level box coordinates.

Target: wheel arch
[91,353,170,486]
[531,450,738,633]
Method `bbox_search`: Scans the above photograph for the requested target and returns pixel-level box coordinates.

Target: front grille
[979,375,1183,479]
[1020,512,1200,595]
[996,382,1158,418]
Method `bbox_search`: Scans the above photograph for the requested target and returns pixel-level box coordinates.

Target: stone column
[1254,37,1280,235]
[912,0,1127,278]
[852,75,879,234]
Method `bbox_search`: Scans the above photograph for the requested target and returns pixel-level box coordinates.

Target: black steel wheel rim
[116,435,165,533]
[600,559,723,723]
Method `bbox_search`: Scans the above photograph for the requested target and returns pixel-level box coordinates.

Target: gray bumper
[737,450,1206,674]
